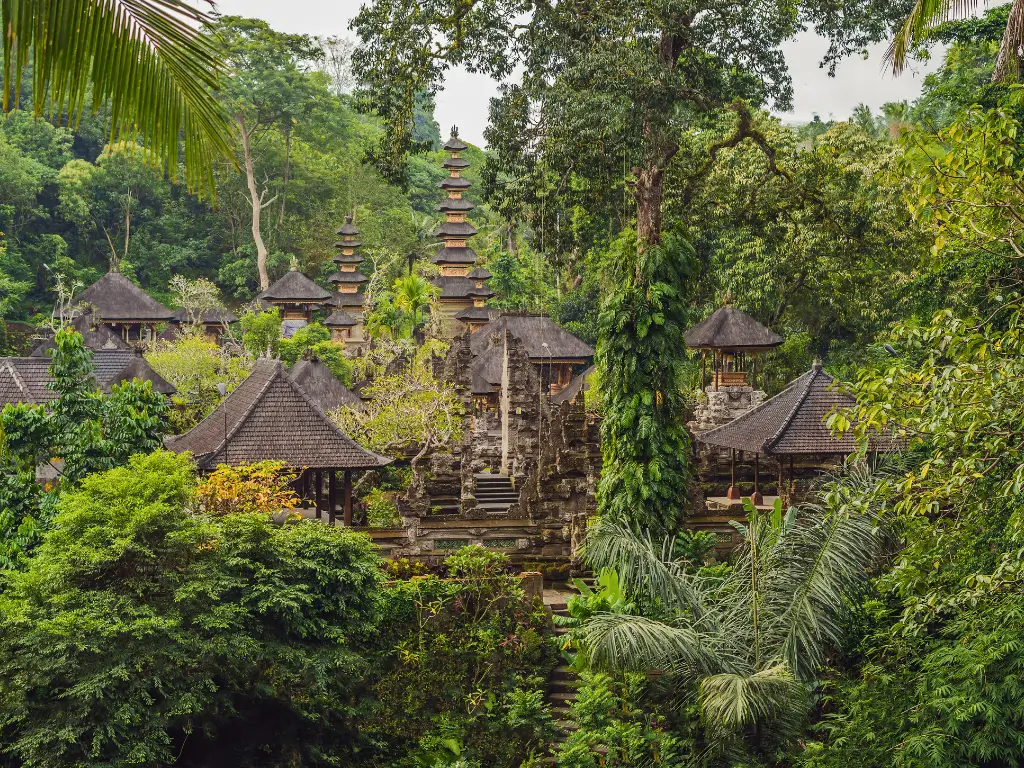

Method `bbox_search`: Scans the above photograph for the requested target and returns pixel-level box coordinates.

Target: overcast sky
[212,0,940,146]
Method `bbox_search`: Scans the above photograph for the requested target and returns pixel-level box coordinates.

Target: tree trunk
[237,113,271,291]
[993,0,1024,82]
[279,128,291,226]
[635,165,665,250]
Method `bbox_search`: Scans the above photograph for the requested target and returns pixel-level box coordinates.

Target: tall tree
[0,0,234,198]
[216,17,325,290]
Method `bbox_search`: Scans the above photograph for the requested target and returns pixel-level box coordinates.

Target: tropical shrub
[194,460,299,517]
[0,450,384,767]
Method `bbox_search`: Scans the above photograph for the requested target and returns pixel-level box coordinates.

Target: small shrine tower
[326,214,369,353]
[431,127,494,334]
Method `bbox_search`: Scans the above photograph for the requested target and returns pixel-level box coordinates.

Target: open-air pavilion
[684,304,783,390]
[167,359,390,524]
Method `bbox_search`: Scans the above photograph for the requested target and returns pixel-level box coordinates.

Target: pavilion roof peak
[684,305,783,351]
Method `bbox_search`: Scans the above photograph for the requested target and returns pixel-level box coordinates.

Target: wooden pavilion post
[714,350,719,391]
[777,459,784,504]
[328,470,337,525]
[315,470,323,519]
[727,448,740,501]
[701,350,707,392]
[752,453,763,506]
[752,354,758,389]
[343,470,353,526]
[788,456,795,501]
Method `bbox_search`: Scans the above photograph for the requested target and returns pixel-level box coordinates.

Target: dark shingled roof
[324,309,358,327]
[0,351,176,406]
[440,176,472,190]
[262,270,333,303]
[166,359,390,470]
[455,306,494,322]
[470,315,595,361]
[698,362,893,455]
[468,267,491,280]
[32,315,131,356]
[435,221,478,238]
[327,270,369,284]
[552,365,595,405]
[432,276,478,299]
[333,239,363,249]
[333,252,364,265]
[327,292,367,308]
[72,271,175,321]
[173,307,238,325]
[684,306,784,351]
[468,285,495,298]
[431,246,478,265]
[289,358,362,412]
[471,345,503,395]
[442,157,470,170]
[336,215,360,236]
[439,197,475,213]
[443,135,468,151]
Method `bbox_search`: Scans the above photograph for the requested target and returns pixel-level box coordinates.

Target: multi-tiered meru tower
[431,127,494,335]
[325,214,368,353]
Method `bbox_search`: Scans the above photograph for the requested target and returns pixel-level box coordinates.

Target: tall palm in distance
[579,467,889,760]
[889,0,1024,82]
[1,0,234,199]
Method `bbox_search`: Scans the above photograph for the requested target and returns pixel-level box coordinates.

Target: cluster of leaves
[0,328,168,568]
[0,450,385,767]
[596,231,695,534]
[278,322,353,383]
[365,546,558,767]
[194,460,300,517]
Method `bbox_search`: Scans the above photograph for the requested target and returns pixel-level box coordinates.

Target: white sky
[211,0,941,146]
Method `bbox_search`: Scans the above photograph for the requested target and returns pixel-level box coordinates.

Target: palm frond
[584,517,712,620]
[699,665,806,736]
[886,0,981,74]
[580,612,719,676]
[765,468,888,680]
[2,0,235,198]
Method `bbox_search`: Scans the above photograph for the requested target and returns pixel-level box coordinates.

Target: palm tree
[889,0,1024,82]
[579,468,887,758]
[1,1,234,198]
[393,274,437,338]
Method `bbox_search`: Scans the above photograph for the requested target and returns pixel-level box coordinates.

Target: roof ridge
[210,361,279,463]
[5,359,29,401]
[764,366,820,453]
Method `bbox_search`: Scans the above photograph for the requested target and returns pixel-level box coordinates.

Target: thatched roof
[443,133,468,152]
[71,271,174,322]
[433,276,479,299]
[455,306,494,323]
[262,270,332,303]
[434,221,478,238]
[684,306,783,351]
[431,246,478,265]
[470,315,594,361]
[326,292,367,309]
[288,358,362,412]
[166,359,389,470]
[471,345,503,395]
[697,362,894,456]
[32,315,131,356]
[324,309,358,327]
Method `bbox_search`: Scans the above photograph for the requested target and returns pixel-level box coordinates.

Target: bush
[0,450,384,767]
[364,487,402,528]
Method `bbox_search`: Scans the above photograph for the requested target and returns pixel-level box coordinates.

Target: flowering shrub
[194,460,299,517]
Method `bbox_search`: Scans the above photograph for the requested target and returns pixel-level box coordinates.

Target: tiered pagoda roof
[469,315,595,362]
[260,265,332,305]
[430,127,494,309]
[326,214,369,312]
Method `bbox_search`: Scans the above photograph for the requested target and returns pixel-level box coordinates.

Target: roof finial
[345,213,353,225]
[812,358,823,371]
[722,290,734,307]
[450,125,459,138]
[289,255,300,272]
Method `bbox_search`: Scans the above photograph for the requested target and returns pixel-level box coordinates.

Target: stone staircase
[474,472,518,514]
[547,600,580,751]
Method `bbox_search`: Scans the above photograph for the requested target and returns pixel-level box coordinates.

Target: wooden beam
[727,448,740,501]
[343,470,353,527]
[328,470,337,525]
[752,453,763,505]
[314,470,322,519]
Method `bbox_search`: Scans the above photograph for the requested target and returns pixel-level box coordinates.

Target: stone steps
[473,472,517,515]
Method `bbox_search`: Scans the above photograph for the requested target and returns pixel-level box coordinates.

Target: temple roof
[470,315,595,361]
[442,157,470,170]
[324,309,358,327]
[440,176,472,190]
[327,270,369,284]
[431,246,478,265]
[336,215,360,236]
[327,292,367,308]
[697,362,894,456]
[332,253,365,265]
[434,221,478,238]
[288,358,362,412]
[433,276,480,299]
[0,350,175,407]
[443,134,469,152]
[32,315,131,356]
[439,197,475,213]
[684,305,783,351]
[71,271,175,322]
[468,267,492,280]
[455,306,494,322]
[262,269,332,303]
[471,345,503,395]
[166,359,390,470]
